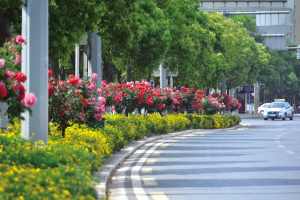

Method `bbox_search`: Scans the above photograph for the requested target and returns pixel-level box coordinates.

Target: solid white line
[131,141,165,200]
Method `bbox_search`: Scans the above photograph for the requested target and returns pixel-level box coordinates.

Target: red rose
[18,94,25,101]
[60,111,65,116]
[83,99,88,107]
[15,71,27,83]
[138,101,142,105]
[0,86,7,98]
[48,70,53,76]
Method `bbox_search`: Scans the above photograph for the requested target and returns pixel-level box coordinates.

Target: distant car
[258,103,270,114]
[263,102,294,120]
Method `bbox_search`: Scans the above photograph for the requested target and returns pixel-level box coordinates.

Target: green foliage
[257,49,300,105]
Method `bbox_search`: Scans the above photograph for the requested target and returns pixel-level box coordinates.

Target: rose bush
[0,35,37,122]
[48,72,105,137]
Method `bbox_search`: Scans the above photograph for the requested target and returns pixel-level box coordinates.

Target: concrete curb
[238,114,262,119]
[93,124,243,200]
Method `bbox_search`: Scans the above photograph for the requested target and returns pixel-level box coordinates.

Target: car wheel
[260,110,264,114]
[271,118,275,120]
[290,113,293,120]
[282,113,287,120]
[264,118,268,120]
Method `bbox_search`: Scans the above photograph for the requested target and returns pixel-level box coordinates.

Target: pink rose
[98,96,106,105]
[22,93,37,107]
[5,71,15,79]
[92,73,98,80]
[93,113,102,121]
[99,105,105,113]
[16,35,26,44]
[0,59,5,68]
[97,88,102,95]
[75,90,80,95]
[88,82,96,90]
[0,81,5,87]
[111,106,115,111]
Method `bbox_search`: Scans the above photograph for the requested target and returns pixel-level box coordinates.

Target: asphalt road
[108,115,300,200]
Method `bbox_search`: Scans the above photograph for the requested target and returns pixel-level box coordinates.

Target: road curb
[93,124,243,200]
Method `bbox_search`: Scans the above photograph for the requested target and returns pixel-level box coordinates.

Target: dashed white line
[285,150,295,154]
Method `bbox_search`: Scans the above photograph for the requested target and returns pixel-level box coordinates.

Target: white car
[263,102,294,120]
[258,103,270,114]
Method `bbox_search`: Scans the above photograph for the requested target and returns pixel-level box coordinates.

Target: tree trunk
[62,127,66,138]
[116,68,122,83]
[60,65,66,81]
[125,109,129,117]
[102,58,110,83]
[49,58,60,79]
[70,52,75,74]
[147,72,151,82]
[126,64,132,82]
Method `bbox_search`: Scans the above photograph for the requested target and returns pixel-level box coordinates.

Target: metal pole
[75,44,80,77]
[88,33,102,86]
[21,0,48,143]
[222,77,226,94]
[83,46,88,78]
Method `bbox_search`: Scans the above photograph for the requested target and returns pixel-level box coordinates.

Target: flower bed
[0,113,240,199]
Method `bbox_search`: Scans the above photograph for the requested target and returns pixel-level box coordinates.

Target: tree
[1,0,103,79]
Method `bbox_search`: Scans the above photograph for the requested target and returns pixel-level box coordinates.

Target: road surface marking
[160,144,169,148]
[143,178,157,186]
[151,151,161,156]
[141,168,152,173]
[278,145,285,148]
[169,140,178,142]
[285,150,295,154]
[146,159,156,165]
[179,137,187,139]
[144,143,153,147]
[131,140,165,200]
[150,192,169,200]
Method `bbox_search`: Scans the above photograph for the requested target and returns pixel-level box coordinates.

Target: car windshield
[269,103,285,108]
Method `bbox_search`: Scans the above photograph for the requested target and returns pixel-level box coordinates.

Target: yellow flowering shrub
[0,164,96,200]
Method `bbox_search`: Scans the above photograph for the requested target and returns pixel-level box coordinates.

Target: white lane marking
[286,150,295,154]
[141,168,152,174]
[151,151,161,156]
[143,178,157,186]
[169,140,178,142]
[146,159,156,165]
[150,192,169,200]
[131,141,165,200]
[160,144,169,148]
[278,145,285,148]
